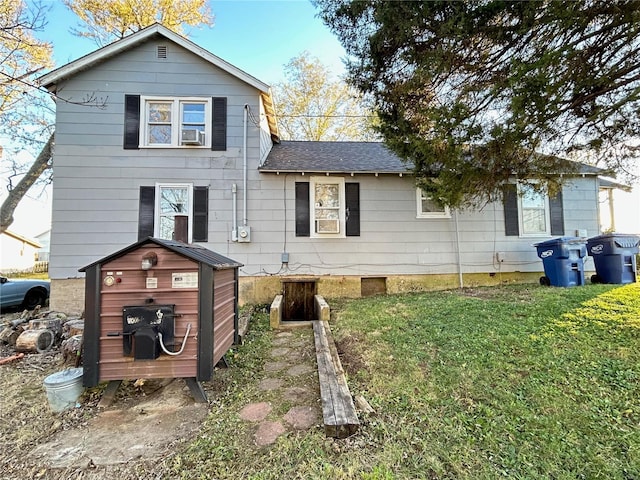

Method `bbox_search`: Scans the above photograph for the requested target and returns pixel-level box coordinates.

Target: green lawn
[171,283,640,479]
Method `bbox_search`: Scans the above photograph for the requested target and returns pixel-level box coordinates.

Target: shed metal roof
[79,237,243,272]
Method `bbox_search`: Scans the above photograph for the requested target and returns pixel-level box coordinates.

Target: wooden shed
[79,237,242,401]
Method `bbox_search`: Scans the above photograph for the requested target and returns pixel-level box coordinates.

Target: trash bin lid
[587,234,640,249]
[534,236,585,247]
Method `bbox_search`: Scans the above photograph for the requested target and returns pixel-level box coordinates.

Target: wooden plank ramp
[312,320,359,438]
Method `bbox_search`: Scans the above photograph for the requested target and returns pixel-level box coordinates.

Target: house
[0,230,41,272]
[38,24,607,315]
[34,229,51,262]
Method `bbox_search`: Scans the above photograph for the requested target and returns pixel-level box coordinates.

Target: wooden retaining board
[312,320,359,438]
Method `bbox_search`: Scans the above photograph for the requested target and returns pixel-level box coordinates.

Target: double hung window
[155,184,193,242]
[142,97,210,147]
[416,188,450,218]
[311,177,345,237]
[517,184,550,236]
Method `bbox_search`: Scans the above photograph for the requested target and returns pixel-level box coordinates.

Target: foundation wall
[52,271,550,315]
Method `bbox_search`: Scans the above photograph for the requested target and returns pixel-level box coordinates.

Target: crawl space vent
[156,45,167,59]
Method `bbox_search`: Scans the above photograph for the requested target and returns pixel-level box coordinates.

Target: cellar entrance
[282,280,317,321]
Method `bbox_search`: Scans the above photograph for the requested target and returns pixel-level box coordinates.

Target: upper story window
[416,188,450,218]
[142,97,210,147]
[518,183,550,236]
[311,176,346,238]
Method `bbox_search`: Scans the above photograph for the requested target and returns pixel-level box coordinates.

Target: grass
[167,283,640,479]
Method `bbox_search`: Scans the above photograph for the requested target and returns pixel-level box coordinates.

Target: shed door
[283,281,316,321]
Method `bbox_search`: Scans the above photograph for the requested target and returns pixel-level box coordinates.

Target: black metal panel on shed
[197,263,214,381]
[83,264,101,387]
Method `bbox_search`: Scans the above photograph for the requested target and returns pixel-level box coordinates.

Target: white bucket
[43,367,84,412]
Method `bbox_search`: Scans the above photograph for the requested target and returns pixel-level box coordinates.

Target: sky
[3,0,347,238]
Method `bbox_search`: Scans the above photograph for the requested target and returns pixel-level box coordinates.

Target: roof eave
[258,168,410,175]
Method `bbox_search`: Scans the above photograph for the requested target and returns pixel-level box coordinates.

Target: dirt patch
[1,310,326,479]
[334,334,368,377]
[458,286,536,301]
[0,309,217,480]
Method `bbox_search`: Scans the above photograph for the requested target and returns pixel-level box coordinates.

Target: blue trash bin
[534,237,587,287]
[586,234,640,284]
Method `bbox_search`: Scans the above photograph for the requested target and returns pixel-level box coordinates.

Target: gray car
[0,276,50,310]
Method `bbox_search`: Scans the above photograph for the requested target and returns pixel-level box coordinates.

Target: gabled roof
[37,23,278,140]
[79,237,243,272]
[259,141,411,174]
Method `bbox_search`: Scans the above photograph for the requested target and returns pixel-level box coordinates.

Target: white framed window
[155,183,193,242]
[416,188,450,218]
[142,96,210,147]
[517,183,550,236]
[310,176,346,238]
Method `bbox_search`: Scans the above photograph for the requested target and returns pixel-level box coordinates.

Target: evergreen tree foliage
[315,0,640,207]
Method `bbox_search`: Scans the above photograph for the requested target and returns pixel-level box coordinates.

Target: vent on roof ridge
[157,45,167,59]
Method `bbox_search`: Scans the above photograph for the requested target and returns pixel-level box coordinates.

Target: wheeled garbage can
[534,237,587,287]
[586,234,640,284]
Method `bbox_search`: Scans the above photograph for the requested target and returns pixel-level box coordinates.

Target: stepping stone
[272,337,291,346]
[270,347,290,357]
[283,387,310,403]
[239,402,271,422]
[258,378,284,391]
[286,364,314,377]
[284,406,320,430]
[254,421,286,446]
[264,361,287,372]
[274,331,293,338]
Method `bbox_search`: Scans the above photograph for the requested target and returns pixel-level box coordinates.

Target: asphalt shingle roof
[259,141,411,174]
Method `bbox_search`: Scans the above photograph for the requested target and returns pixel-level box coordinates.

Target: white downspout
[232,184,237,241]
[454,209,464,288]
[243,104,248,226]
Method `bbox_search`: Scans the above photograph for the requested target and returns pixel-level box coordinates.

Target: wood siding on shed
[97,245,199,381]
[213,269,236,366]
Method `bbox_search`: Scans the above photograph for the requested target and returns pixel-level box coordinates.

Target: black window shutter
[138,186,155,240]
[193,186,209,242]
[295,182,310,237]
[124,94,140,150]
[345,183,360,236]
[549,189,565,236]
[503,184,519,236]
[212,97,227,151]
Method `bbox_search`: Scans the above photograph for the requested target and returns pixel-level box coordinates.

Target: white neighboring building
[34,229,51,261]
[0,230,41,272]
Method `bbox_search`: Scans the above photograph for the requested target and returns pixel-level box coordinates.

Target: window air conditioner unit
[181,129,204,145]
